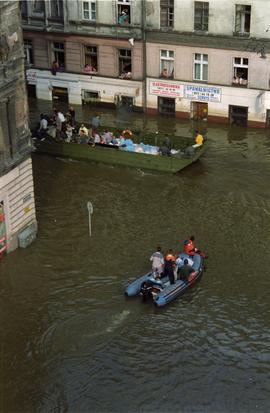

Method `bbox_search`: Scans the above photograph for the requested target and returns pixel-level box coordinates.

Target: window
[160,0,174,28]
[160,50,174,78]
[158,97,175,115]
[118,0,130,25]
[50,0,63,18]
[83,90,100,103]
[33,0,44,13]
[194,2,209,31]
[84,46,98,73]
[24,40,33,65]
[235,5,251,35]
[82,1,96,21]
[119,49,132,79]
[194,53,208,81]
[53,42,65,69]
[233,57,248,86]
[20,0,28,18]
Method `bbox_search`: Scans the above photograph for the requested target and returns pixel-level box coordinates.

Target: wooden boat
[33,131,206,174]
[125,253,204,307]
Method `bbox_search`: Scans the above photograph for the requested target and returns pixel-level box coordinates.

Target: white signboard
[185,85,221,102]
[26,70,37,83]
[149,81,184,98]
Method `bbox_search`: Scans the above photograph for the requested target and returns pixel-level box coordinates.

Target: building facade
[0,1,37,255]
[22,0,270,127]
[22,0,144,109]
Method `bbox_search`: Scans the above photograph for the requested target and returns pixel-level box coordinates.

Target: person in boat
[91,114,101,129]
[102,130,113,144]
[65,123,73,142]
[178,259,195,282]
[158,141,171,156]
[36,113,48,140]
[163,250,176,285]
[93,132,101,144]
[78,124,89,144]
[150,246,164,278]
[183,235,198,256]
[67,106,76,128]
[193,130,204,148]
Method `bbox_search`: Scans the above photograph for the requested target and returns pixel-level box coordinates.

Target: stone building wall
[0,0,37,254]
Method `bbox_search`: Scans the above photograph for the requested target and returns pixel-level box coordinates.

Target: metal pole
[87,201,93,237]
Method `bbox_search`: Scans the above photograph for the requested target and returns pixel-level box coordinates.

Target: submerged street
[1,103,270,412]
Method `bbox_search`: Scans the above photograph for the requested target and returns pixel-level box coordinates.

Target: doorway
[158,97,175,115]
[191,102,208,121]
[52,87,69,102]
[266,109,270,128]
[229,105,248,126]
[27,84,36,98]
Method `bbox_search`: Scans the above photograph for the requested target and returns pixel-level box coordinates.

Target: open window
[84,46,98,73]
[119,49,132,79]
[24,40,34,66]
[20,0,28,19]
[160,0,174,28]
[118,0,130,25]
[49,0,64,19]
[232,57,248,86]
[160,50,174,78]
[33,0,45,13]
[234,5,251,36]
[52,42,65,71]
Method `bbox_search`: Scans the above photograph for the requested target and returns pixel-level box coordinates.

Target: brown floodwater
[0,99,270,412]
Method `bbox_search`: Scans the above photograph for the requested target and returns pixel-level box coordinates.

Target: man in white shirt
[150,246,164,277]
[37,114,48,140]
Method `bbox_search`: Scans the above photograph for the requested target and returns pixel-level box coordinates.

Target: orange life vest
[183,239,195,255]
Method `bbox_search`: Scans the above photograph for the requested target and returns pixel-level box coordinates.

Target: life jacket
[183,239,195,255]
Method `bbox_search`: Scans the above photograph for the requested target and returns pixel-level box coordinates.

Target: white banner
[185,85,221,102]
[149,81,184,98]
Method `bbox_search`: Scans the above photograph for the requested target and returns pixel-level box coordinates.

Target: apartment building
[21,0,144,109]
[0,1,37,255]
[22,0,270,127]
[146,0,270,127]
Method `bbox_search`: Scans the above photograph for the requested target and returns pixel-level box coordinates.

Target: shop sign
[149,81,184,98]
[185,85,221,102]
[26,70,37,83]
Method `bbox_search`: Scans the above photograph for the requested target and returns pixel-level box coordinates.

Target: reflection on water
[1,100,270,412]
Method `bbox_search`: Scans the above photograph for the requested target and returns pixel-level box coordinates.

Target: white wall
[0,157,37,252]
[146,0,270,39]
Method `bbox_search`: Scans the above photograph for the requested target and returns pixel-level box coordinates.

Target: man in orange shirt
[183,236,197,256]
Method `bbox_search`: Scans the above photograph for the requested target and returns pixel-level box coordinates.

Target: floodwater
[1,99,270,413]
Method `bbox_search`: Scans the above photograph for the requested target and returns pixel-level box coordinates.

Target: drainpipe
[141,0,147,113]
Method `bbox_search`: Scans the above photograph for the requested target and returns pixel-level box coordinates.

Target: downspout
[141,0,147,113]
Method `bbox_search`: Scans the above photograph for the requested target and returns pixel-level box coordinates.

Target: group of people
[149,236,199,286]
[35,106,76,141]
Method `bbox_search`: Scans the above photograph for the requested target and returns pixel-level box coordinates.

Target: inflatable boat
[125,252,204,307]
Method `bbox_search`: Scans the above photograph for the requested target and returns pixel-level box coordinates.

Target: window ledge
[233,31,250,37]
[232,83,248,87]
[159,76,174,80]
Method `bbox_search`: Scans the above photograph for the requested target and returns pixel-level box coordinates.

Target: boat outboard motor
[140,280,154,301]
[140,278,163,301]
